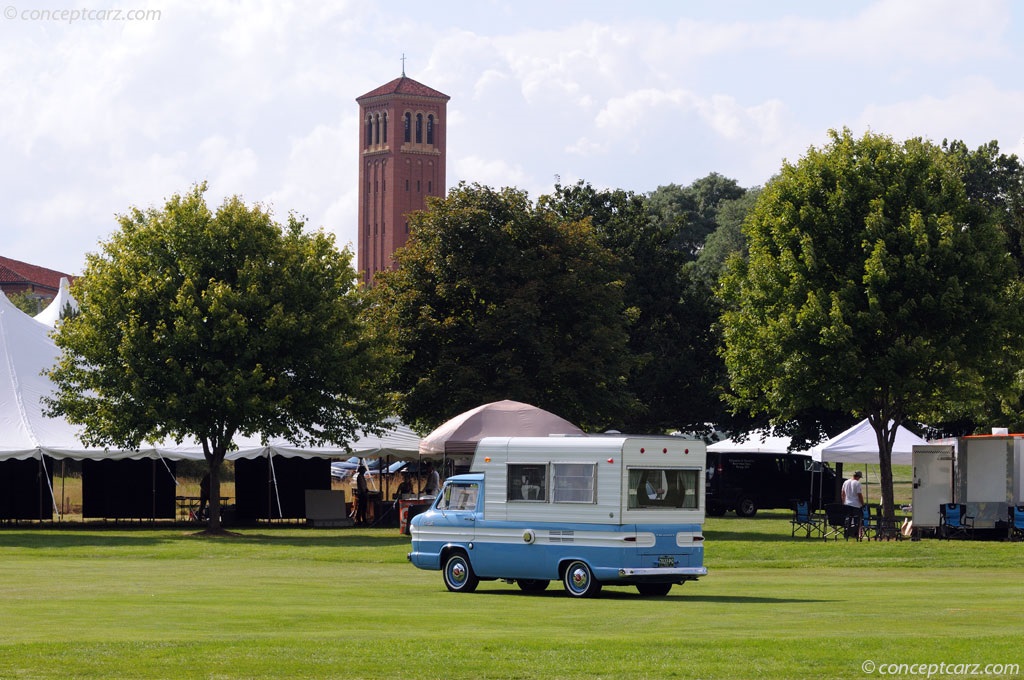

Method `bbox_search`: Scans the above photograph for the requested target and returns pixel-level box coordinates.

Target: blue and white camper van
[407,435,707,598]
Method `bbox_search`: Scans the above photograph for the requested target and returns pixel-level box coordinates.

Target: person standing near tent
[197,472,211,521]
[354,463,369,526]
[424,461,440,496]
[842,471,865,538]
[841,471,864,508]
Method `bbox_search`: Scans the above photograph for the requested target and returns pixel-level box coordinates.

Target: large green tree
[367,182,635,432]
[46,185,392,531]
[719,129,1019,525]
[541,181,723,433]
[647,173,747,259]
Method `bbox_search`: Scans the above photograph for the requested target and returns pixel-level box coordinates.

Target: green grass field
[0,514,1021,679]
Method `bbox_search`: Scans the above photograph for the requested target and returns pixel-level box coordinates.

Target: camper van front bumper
[617,567,707,578]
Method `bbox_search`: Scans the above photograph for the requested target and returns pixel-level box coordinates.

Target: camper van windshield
[437,483,479,511]
[628,468,699,509]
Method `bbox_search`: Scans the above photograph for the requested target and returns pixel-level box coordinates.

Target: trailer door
[912,445,953,528]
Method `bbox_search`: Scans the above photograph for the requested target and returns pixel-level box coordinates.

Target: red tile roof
[0,255,74,292]
[357,76,450,102]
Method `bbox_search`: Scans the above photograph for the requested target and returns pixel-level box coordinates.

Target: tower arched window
[404,113,411,142]
[365,116,372,147]
[427,114,435,145]
[382,113,388,144]
[415,113,423,144]
[373,113,380,145]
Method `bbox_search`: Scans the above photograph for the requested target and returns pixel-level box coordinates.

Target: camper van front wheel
[443,552,479,593]
[563,560,602,598]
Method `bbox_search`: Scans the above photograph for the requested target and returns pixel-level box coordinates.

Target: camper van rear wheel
[563,560,602,598]
[443,552,479,593]
[636,583,673,597]
[736,496,758,517]
[517,579,550,593]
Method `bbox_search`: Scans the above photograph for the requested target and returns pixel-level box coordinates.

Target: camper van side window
[507,464,547,501]
[628,469,700,509]
[552,463,596,503]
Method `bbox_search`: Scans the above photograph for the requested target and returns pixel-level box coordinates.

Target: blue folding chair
[940,503,974,539]
[860,505,875,540]
[1009,505,1024,541]
[791,500,821,537]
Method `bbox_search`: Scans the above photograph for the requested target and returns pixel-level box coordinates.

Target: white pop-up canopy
[707,429,792,454]
[810,419,927,466]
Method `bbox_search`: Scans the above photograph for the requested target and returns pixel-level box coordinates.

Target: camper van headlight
[523,529,536,544]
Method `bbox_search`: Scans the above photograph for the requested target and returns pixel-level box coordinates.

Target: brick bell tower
[356,67,450,284]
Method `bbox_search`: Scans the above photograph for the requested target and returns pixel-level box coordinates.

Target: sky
[2,0,1024,276]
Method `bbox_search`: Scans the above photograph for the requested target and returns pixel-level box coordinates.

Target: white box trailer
[408,435,707,598]
[912,436,1023,531]
[956,436,1019,529]
[912,444,955,529]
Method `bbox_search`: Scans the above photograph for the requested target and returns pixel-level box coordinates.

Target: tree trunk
[203,441,228,533]
[869,414,899,537]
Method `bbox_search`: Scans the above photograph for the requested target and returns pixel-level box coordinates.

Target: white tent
[810,419,927,466]
[162,421,421,461]
[0,289,420,463]
[707,429,792,454]
[34,277,79,328]
[0,289,98,460]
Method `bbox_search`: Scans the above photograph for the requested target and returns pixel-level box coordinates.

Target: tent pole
[268,451,283,521]
[60,459,66,518]
[38,451,59,521]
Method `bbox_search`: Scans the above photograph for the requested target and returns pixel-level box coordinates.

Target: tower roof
[357,76,449,102]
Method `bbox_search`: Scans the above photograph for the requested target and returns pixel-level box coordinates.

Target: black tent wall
[0,456,54,520]
[81,458,177,519]
[234,456,330,521]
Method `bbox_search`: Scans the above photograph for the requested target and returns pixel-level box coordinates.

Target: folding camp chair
[859,505,875,540]
[822,503,852,541]
[790,500,821,538]
[939,503,974,539]
[1009,505,1024,541]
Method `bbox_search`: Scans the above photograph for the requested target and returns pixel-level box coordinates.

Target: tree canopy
[647,173,746,258]
[366,182,635,433]
[718,129,1020,521]
[45,184,392,530]
[542,180,724,433]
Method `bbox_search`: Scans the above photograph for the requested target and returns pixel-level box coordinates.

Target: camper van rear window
[508,464,547,501]
[628,469,699,510]
[552,463,597,504]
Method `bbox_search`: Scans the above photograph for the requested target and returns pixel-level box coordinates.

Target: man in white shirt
[841,470,865,539]
[841,471,864,508]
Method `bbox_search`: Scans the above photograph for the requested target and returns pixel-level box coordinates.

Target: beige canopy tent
[419,400,585,457]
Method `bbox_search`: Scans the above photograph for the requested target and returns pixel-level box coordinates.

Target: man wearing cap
[841,471,865,539]
[841,471,864,509]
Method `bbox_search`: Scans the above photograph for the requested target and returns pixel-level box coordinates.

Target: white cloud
[2,0,1024,274]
